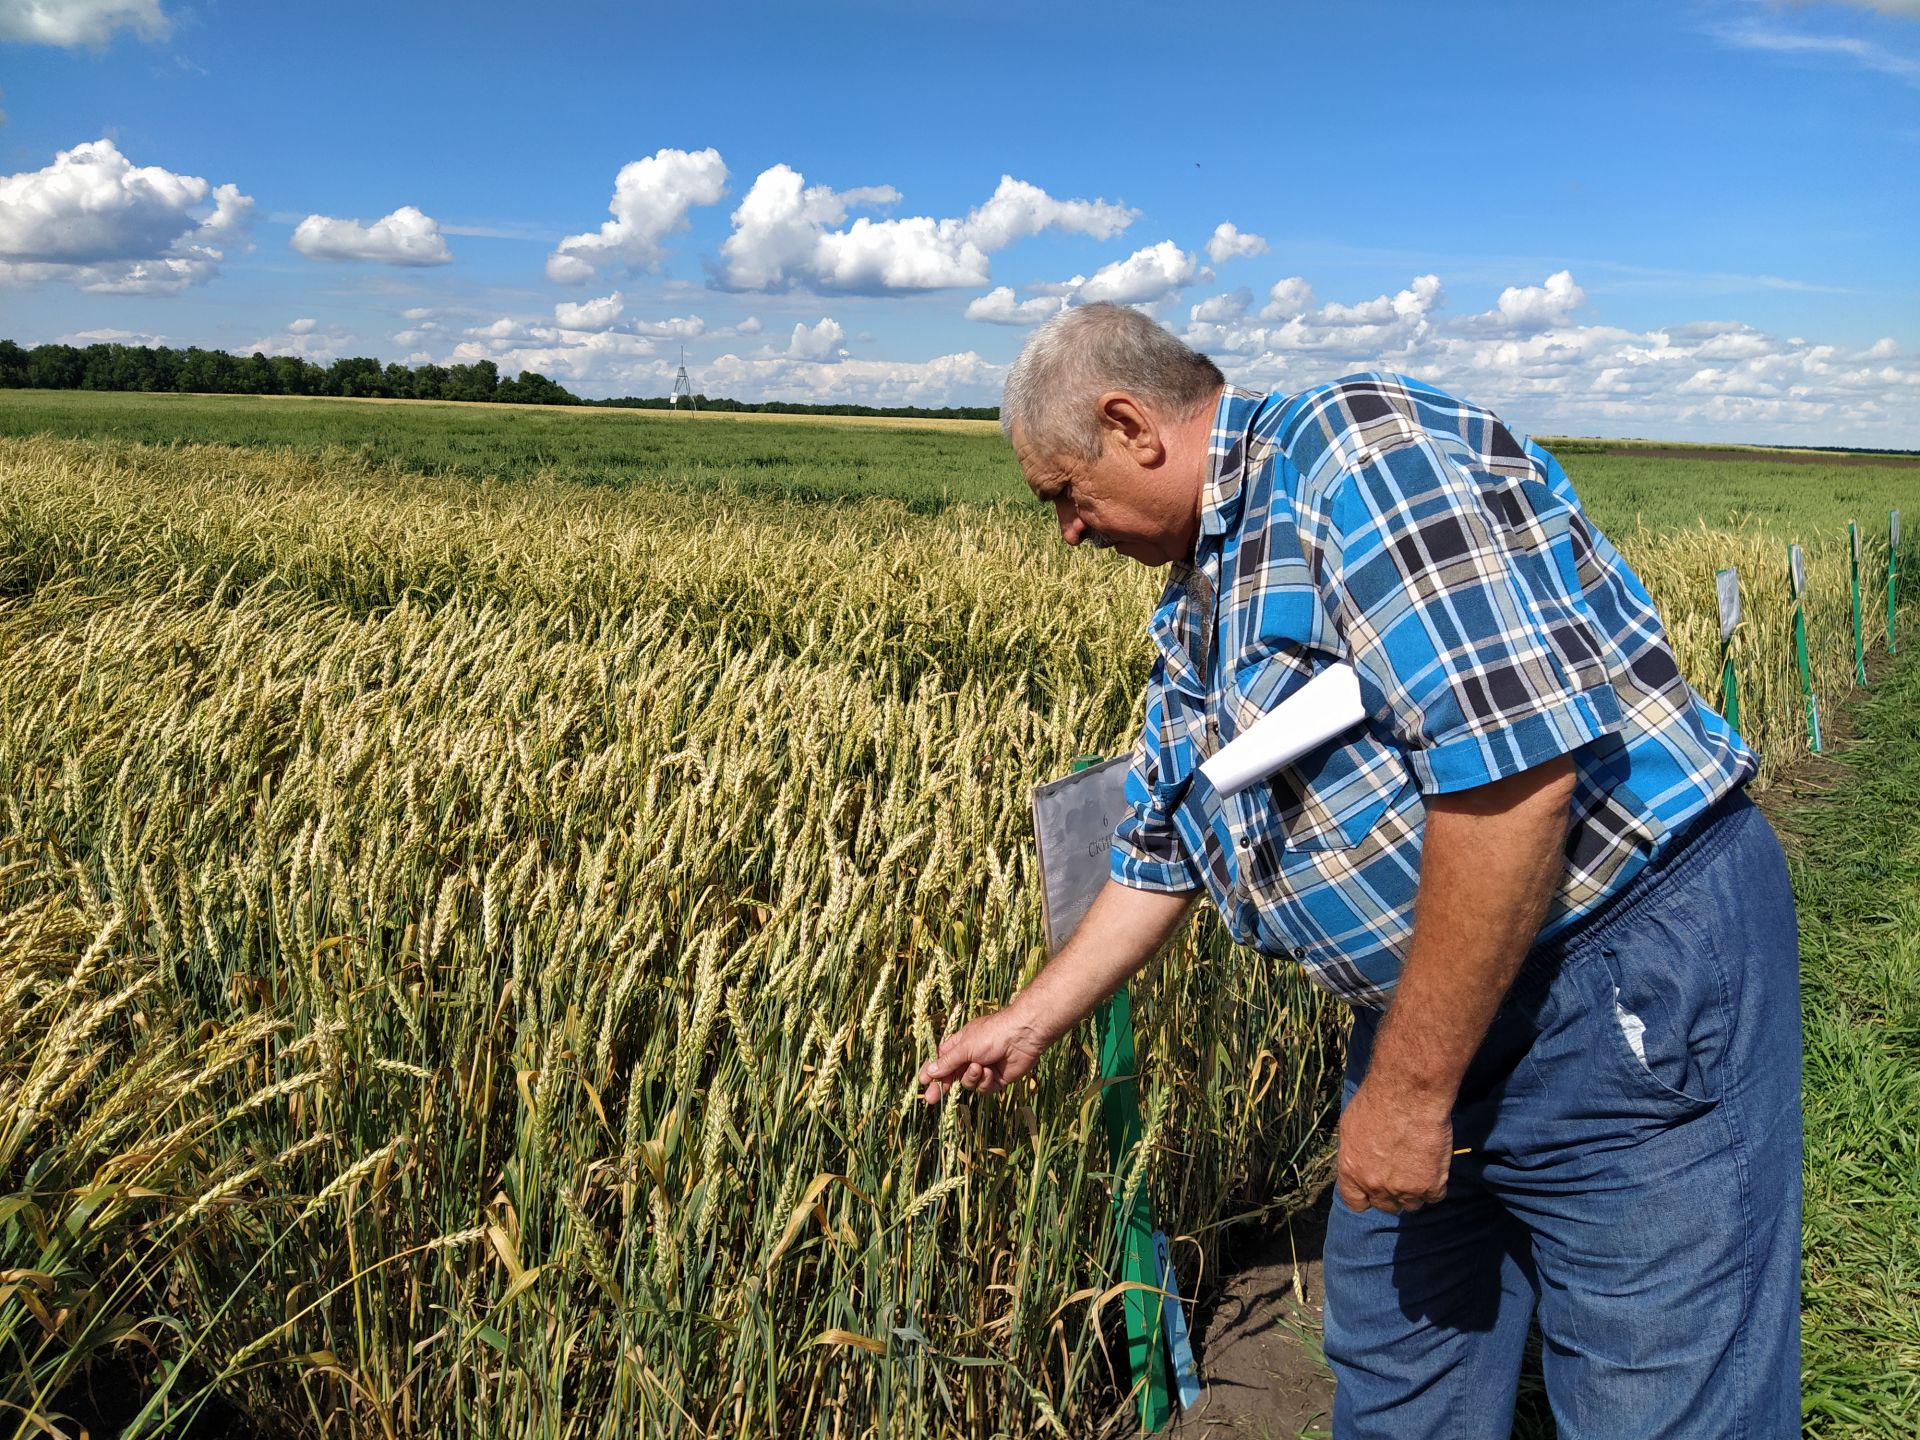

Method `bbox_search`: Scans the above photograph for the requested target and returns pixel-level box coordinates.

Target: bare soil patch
[1170,1178,1337,1438]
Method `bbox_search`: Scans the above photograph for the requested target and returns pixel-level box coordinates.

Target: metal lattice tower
[670,347,695,411]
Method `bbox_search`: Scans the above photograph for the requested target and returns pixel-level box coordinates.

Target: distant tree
[412,363,449,402]
[243,352,278,395]
[271,354,311,396]
[0,339,26,388]
[383,362,415,399]
[327,356,388,398]
[501,369,575,405]
[446,360,499,402]
[27,344,84,389]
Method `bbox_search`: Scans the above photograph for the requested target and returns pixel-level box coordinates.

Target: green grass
[0,390,1027,511]
[1790,653,1920,1436]
[3,390,1914,541]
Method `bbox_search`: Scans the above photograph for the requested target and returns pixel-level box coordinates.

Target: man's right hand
[912,879,1198,1106]
[917,1004,1049,1103]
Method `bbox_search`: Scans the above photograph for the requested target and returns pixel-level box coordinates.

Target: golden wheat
[0,433,1908,1439]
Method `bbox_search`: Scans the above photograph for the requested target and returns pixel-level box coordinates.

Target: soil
[1168,1176,1338,1439]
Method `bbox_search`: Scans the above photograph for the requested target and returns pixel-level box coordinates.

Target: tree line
[0,339,1002,421]
[0,339,577,405]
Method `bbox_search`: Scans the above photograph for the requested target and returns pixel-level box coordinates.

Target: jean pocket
[1592,933,1722,1117]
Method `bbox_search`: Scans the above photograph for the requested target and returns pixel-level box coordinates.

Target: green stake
[1891,510,1902,657]
[1069,755,1172,1431]
[1789,544,1822,753]
[1715,566,1741,731]
[1095,986,1173,1431]
[1850,520,1867,686]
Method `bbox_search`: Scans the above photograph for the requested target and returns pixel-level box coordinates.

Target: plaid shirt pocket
[1227,655,1406,854]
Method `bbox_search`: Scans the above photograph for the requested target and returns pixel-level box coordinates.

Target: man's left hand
[1336,1079,1454,1214]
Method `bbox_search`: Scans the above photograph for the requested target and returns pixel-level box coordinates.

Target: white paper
[1715,567,1741,644]
[1894,510,1902,549]
[1030,756,1132,955]
[1851,520,1860,567]
[1201,661,1367,798]
[1789,544,1806,598]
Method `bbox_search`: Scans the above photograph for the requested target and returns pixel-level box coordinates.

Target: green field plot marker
[1715,566,1741,731]
[1789,544,1822,753]
[1850,521,1868,686]
[1041,755,1175,1431]
[1094,983,1173,1431]
[1891,510,1901,656]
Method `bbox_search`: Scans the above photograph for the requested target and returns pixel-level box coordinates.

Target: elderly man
[917,304,1802,1438]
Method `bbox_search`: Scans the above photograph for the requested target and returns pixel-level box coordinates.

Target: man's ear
[1095,392,1166,465]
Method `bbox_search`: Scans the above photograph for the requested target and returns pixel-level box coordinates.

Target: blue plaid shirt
[1111,374,1757,1006]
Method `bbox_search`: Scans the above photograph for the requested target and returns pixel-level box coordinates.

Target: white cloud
[1206,222,1268,264]
[547,147,728,283]
[1817,0,1920,11]
[291,206,452,266]
[57,326,168,345]
[1783,0,1920,12]
[1259,276,1314,320]
[697,349,1003,407]
[974,240,1203,320]
[965,285,1067,325]
[784,317,846,360]
[1715,19,1920,84]
[1191,273,1444,358]
[1077,240,1202,305]
[956,175,1135,250]
[554,291,624,331]
[449,327,659,382]
[243,322,352,363]
[1487,269,1586,330]
[0,0,167,46]
[438,308,999,406]
[1168,267,1919,447]
[716,164,1134,293]
[0,138,252,293]
[449,306,712,375]
[632,314,705,339]
[1190,288,1253,325]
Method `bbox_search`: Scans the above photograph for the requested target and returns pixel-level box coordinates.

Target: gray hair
[1001,302,1225,460]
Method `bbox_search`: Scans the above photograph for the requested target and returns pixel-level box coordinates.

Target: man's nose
[1054,500,1083,545]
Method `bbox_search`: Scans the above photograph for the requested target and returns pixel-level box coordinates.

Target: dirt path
[1169,1179,1337,1438]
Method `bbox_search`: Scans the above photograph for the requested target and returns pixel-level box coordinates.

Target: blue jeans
[1323,789,1803,1439]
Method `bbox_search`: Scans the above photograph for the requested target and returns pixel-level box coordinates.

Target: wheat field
[0,423,1910,1438]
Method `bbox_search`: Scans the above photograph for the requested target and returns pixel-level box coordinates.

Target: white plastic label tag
[1715,567,1740,644]
[1030,757,1133,955]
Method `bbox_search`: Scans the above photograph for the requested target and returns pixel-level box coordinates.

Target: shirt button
[1292,947,1309,960]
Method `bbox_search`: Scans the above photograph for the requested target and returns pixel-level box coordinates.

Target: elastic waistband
[1511,785,1757,995]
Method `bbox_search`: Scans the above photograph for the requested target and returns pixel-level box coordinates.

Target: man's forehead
[1008,424,1065,495]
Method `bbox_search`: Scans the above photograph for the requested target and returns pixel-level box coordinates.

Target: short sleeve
[1109,672,1202,893]
[1315,436,1624,795]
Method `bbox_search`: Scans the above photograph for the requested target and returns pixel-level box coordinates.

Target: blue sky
[3,0,1917,443]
